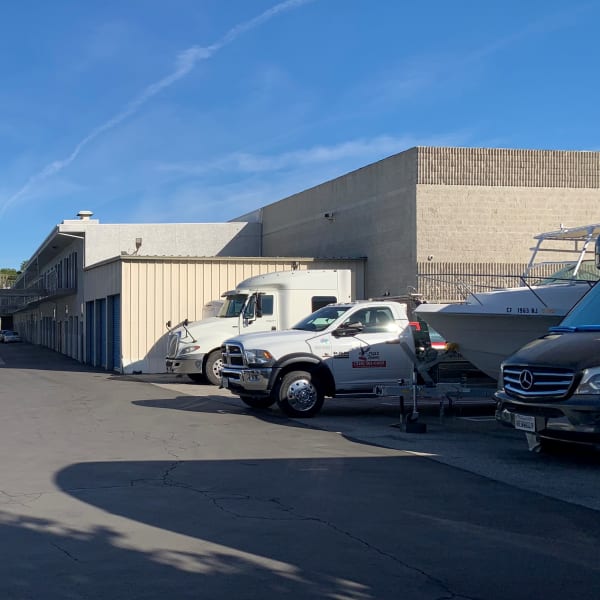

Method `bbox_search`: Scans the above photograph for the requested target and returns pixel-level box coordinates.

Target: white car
[3,331,21,343]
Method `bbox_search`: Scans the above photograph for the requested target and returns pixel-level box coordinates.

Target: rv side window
[311,296,337,311]
[260,295,274,315]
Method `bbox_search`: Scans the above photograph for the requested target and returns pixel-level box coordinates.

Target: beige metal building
[9,146,600,373]
[11,212,365,373]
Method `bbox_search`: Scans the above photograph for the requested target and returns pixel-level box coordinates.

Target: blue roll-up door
[86,301,95,365]
[96,299,106,368]
[109,295,121,371]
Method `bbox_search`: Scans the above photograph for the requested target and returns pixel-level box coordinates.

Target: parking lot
[1,342,599,599]
[138,373,600,512]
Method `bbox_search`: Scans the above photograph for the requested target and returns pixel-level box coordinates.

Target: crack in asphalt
[157,462,479,600]
[0,489,43,507]
[50,541,80,562]
[38,462,477,599]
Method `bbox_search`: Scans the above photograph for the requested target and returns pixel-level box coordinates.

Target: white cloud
[159,132,470,177]
[138,131,472,224]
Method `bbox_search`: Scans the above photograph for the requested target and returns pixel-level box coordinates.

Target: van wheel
[240,396,277,409]
[276,370,324,418]
[205,350,223,386]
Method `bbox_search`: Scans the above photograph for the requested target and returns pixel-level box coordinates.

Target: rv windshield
[217,294,248,318]
[554,282,600,329]
[292,305,350,332]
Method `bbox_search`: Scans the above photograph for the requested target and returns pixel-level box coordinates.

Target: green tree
[0,268,18,288]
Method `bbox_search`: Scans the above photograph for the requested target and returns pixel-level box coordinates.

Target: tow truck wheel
[276,370,324,418]
[205,350,223,386]
[240,396,277,409]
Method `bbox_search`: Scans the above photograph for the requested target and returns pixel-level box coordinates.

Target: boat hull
[415,306,563,380]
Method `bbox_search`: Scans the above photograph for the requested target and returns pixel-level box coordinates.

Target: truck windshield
[557,282,600,328]
[292,305,351,332]
[217,294,248,318]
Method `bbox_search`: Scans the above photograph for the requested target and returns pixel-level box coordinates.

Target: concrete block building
[243,147,600,301]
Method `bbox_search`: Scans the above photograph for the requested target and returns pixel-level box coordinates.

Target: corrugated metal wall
[117,257,366,373]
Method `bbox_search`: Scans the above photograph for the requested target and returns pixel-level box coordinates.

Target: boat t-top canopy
[532,223,600,243]
[525,222,600,278]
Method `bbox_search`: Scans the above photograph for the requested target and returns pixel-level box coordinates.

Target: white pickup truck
[220,300,415,417]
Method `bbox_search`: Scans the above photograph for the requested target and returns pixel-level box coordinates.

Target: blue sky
[1,0,599,269]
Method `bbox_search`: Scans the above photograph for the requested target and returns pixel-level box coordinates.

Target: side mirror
[256,293,263,319]
[183,318,189,327]
[333,322,364,337]
[166,320,172,329]
[243,300,256,325]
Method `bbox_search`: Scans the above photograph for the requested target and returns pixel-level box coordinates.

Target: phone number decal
[352,360,387,368]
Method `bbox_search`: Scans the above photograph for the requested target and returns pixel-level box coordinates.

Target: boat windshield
[533,260,600,285]
[553,282,600,330]
[292,305,351,332]
[217,294,248,318]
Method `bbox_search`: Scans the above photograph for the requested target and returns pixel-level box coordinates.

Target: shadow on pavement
[51,456,600,600]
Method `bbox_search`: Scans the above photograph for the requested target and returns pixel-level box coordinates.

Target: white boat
[414,223,600,380]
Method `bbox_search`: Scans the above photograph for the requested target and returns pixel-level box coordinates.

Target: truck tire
[205,350,223,386]
[240,396,277,409]
[276,370,324,418]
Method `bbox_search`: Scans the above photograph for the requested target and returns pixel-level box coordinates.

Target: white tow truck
[166,269,353,385]
[220,300,415,417]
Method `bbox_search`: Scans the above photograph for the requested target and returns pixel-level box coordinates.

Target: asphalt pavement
[0,342,599,600]
[142,372,600,512]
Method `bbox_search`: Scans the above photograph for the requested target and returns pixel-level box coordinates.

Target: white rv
[166,269,353,385]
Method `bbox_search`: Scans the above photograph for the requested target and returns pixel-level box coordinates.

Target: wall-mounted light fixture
[323,211,335,222]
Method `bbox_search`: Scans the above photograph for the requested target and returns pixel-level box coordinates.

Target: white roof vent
[77,210,94,220]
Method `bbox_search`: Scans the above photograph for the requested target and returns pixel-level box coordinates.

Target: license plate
[514,414,536,432]
[221,377,229,389]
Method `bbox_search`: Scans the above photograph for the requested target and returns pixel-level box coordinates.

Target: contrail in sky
[0,0,314,218]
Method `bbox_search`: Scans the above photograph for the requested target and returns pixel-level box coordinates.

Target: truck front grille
[222,343,244,367]
[503,365,575,400]
[167,334,180,357]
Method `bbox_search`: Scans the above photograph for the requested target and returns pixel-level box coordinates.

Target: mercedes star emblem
[519,369,534,390]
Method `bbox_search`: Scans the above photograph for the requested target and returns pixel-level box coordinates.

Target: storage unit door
[86,301,95,365]
[109,295,121,372]
[96,299,106,368]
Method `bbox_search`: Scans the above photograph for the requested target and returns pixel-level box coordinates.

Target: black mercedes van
[495,240,600,451]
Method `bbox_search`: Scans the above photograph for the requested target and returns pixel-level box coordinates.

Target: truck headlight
[575,367,600,394]
[178,345,201,356]
[243,349,274,367]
